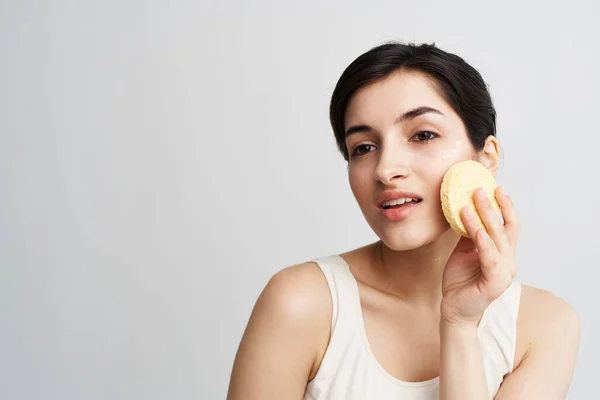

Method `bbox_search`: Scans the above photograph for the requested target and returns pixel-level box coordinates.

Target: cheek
[412,140,475,199]
[414,140,474,174]
[428,139,467,161]
[439,140,464,162]
[348,167,371,201]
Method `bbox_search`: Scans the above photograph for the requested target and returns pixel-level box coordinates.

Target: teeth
[382,198,419,207]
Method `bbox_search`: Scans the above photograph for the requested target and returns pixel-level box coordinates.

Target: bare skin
[227,70,580,399]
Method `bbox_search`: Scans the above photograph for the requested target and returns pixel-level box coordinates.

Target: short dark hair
[330,42,497,161]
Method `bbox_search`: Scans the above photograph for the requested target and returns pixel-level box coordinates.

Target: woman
[227,42,580,399]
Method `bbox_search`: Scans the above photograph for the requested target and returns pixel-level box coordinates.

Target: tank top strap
[310,254,362,332]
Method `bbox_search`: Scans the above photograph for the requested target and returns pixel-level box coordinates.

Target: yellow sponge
[440,160,501,237]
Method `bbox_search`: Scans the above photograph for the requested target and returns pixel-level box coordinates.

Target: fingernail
[478,228,489,242]
[464,206,474,219]
[476,188,487,201]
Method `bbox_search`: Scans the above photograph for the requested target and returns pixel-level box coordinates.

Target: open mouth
[381,198,423,210]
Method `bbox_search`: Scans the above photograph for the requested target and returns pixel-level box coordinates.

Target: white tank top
[304,254,522,400]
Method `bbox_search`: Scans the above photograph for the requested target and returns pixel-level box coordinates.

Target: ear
[478,135,501,176]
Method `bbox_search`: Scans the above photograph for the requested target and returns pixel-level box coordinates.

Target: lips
[376,199,422,221]
[376,190,423,209]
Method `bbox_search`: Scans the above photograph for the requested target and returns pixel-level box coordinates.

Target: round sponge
[440,160,501,237]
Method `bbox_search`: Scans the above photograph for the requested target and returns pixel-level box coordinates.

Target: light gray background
[1,1,598,399]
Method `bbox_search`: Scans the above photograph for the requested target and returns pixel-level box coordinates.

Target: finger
[474,227,503,281]
[476,228,498,265]
[495,186,520,246]
[461,204,484,241]
[473,187,510,254]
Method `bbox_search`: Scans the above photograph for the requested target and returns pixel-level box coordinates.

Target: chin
[371,225,438,251]
[368,218,454,252]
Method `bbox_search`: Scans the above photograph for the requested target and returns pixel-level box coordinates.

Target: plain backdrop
[1,0,598,399]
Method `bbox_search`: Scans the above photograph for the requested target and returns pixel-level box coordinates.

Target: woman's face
[344,70,480,251]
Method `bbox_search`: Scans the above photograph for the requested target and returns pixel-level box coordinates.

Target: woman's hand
[441,186,519,327]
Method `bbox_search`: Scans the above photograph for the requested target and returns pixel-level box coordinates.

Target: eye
[411,130,439,142]
[350,144,376,157]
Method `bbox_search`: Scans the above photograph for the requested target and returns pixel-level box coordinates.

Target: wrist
[440,319,480,336]
[440,304,485,331]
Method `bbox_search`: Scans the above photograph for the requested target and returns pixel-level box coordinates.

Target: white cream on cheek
[439,140,463,162]
[405,139,465,179]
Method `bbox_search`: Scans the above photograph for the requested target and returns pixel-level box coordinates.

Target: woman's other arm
[493,286,580,399]
[439,286,580,400]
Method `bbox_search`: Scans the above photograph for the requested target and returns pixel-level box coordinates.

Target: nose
[373,144,410,185]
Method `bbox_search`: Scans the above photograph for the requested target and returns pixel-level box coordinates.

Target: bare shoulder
[519,284,579,334]
[515,284,580,368]
[260,261,333,324]
[227,261,332,399]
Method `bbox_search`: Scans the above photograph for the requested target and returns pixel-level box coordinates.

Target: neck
[366,230,460,309]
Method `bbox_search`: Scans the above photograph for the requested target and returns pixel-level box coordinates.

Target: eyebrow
[344,106,444,138]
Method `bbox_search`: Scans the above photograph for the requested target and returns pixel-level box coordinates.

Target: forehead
[344,70,456,127]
